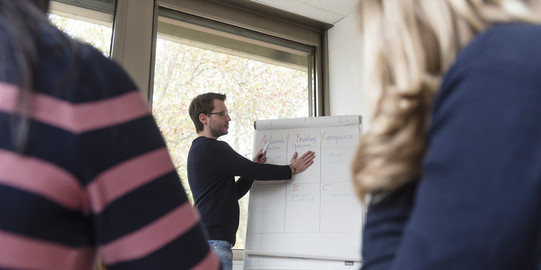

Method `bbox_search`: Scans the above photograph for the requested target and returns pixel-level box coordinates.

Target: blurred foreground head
[352,0,541,201]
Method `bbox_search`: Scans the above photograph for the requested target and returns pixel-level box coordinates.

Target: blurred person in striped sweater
[0,0,220,269]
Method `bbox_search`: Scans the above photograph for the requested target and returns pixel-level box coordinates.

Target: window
[48,2,116,269]
[152,7,316,249]
[49,0,116,56]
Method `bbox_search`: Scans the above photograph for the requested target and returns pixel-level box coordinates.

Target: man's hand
[253,149,267,164]
[289,151,315,174]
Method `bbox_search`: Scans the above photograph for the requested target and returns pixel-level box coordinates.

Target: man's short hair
[188,92,227,132]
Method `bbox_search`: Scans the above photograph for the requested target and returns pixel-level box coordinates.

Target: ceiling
[248,0,359,25]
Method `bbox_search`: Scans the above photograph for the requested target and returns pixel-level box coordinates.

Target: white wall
[327,13,368,128]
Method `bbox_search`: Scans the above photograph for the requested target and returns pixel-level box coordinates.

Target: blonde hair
[352,0,541,201]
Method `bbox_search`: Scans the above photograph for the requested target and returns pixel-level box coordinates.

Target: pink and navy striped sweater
[0,26,220,270]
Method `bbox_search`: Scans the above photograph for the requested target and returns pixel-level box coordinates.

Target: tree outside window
[152,35,311,249]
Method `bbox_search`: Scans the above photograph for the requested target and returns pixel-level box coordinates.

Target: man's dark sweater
[187,136,292,245]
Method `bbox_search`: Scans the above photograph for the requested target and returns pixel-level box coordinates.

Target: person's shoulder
[77,43,138,94]
[481,23,541,42]
[199,137,233,152]
[432,23,541,136]
[190,137,231,158]
[192,137,224,147]
[440,23,541,98]
[456,23,541,67]
[37,26,139,102]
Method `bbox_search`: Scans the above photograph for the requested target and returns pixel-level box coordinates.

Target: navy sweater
[361,24,541,270]
[187,136,292,245]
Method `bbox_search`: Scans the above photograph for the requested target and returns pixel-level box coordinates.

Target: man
[187,92,315,269]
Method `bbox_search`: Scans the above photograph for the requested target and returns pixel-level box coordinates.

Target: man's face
[207,99,231,138]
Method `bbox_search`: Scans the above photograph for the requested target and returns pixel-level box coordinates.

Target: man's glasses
[208,110,229,117]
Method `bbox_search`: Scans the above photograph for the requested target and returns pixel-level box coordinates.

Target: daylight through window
[152,8,315,249]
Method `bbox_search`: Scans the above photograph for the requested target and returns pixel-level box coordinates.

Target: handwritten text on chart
[258,135,286,146]
[320,132,354,143]
[248,122,363,260]
[292,134,316,149]
[258,131,356,153]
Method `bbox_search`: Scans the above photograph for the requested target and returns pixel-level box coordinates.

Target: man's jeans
[208,240,233,270]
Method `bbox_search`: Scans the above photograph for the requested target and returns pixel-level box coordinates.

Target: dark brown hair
[0,0,57,152]
[188,92,226,132]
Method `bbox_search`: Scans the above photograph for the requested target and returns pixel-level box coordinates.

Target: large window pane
[152,8,314,249]
[49,0,116,56]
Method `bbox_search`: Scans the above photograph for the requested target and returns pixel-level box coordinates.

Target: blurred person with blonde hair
[352,0,541,269]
